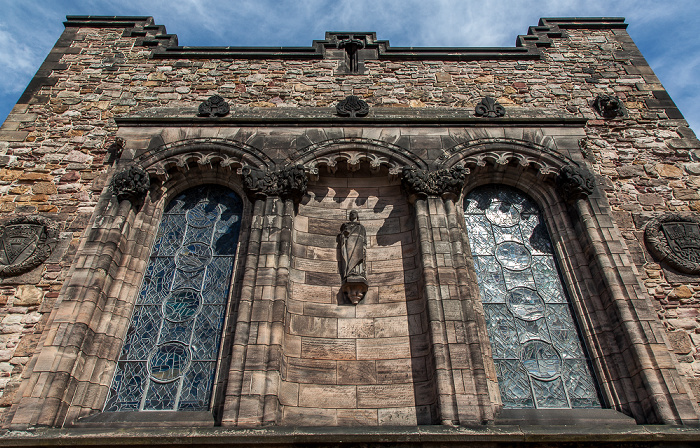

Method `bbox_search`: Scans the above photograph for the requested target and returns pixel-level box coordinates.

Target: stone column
[402,166,495,425]
[222,165,306,427]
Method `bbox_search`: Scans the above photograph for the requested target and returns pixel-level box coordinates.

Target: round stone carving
[0,216,59,278]
[495,241,531,271]
[175,243,213,272]
[506,288,545,321]
[149,343,191,382]
[186,202,220,228]
[485,201,520,227]
[521,340,562,380]
[645,213,700,274]
[163,289,201,322]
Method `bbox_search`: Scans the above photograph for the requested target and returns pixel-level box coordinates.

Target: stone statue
[339,210,368,304]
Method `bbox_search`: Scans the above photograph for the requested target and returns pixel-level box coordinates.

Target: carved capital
[645,213,700,275]
[111,165,151,202]
[242,164,308,202]
[556,165,595,202]
[402,165,468,199]
[198,95,230,117]
[0,216,59,277]
[593,94,626,118]
[474,97,505,118]
[336,95,369,117]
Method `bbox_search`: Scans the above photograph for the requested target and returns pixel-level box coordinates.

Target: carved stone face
[349,210,359,222]
[342,281,367,305]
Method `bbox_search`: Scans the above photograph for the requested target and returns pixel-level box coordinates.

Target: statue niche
[338,210,368,304]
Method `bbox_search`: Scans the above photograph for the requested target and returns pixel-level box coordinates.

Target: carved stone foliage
[645,214,700,275]
[474,97,505,118]
[242,164,308,201]
[198,95,230,117]
[402,165,468,198]
[593,94,626,118]
[336,95,369,117]
[556,165,596,202]
[0,216,59,277]
[111,165,151,202]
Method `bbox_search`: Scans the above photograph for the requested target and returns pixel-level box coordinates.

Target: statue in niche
[338,210,368,304]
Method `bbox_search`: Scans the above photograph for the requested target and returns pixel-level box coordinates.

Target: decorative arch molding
[437,138,578,182]
[289,137,427,180]
[134,138,275,181]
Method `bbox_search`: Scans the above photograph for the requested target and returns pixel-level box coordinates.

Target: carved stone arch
[134,138,274,183]
[288,137,427,180]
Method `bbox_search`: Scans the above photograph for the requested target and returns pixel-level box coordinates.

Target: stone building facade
[0,15,699,446]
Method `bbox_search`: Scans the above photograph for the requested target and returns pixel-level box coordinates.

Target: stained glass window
[464,186,601,409]
[105,185,243,412]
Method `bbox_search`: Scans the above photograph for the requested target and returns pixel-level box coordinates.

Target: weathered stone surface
[13,285,43,306]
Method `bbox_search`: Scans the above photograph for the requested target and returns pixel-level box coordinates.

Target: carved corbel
[242,164,308,203]
[401,165,469,201]
[556,164,596,203]
[110,165,151,202]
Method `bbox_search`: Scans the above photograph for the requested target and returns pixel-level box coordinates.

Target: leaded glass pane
[105,185,242,412]
[465,185,600,409]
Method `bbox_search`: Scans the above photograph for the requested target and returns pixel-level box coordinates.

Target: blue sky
[1,0,699,134]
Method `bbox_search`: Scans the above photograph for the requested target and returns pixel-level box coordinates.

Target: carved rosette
[242,164,308,202]
[645,213,700,275]
[556,165,596,202]
[336,95,369,117]
[111,165,151,202]
[402,165,468,199]
[474,97,505,118]
[198,95,230,117]
[0,216,59,277]
[593,94,626,119]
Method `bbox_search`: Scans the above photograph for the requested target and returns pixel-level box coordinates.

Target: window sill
[495,408,637,426]
[71,411,215,428]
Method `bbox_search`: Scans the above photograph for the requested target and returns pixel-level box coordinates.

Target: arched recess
[289,137,428,180]
[440,139,700,425]
[7,138,266,428]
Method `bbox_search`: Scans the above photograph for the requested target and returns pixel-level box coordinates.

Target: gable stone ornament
[336,95,369,117]
[198,95,230,117]
[556,165,596,202]
[402,165,469,199]
[593,94,626,118]
[242,164,308,202]
[645,213,700,275]
[0,216,59,277]
[111,165,151,202]
[474,96,505,118]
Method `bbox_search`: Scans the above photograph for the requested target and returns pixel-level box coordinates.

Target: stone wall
[0,16,699,425]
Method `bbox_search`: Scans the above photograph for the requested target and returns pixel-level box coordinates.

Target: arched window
[464,185,600,409]
[105,185,243,412]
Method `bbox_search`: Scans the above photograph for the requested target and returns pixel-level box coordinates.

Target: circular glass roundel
[186,202,220,228]
[495,241,531,270]
[163,289,201,322]
[175,243,213,272]
[485,201,521,227]
[148,342,191,382]
[506,288,546,321]
[521,340,562,379]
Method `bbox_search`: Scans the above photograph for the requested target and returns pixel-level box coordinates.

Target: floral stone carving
[556,165,596,202]
[474,97,505,118]
[198,95,230,117]
[402,165,468,198]
[645,213,700,275]
[0,216,59,277]
[111,165,151,202]
[336,95,369,117]
[242,164,308,201]
[338,210,368,305]
[593,94,626,118]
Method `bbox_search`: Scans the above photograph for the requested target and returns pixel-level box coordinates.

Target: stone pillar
[222,165,306,427]
[402,166,495,425]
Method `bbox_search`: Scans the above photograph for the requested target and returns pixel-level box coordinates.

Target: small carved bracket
[474,97,505,118]
[593,94,626,119]
[336,95,369,117]
[111,165,151,202]
[0,216,60,277]
[645,213,700,275]
[242,164,308,202]
[402,165,469,199]
[198,95,230,117]
[556,165,596,202]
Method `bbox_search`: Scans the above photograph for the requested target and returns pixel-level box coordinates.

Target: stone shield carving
[0,216,59,277]
[645,213,700,274]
